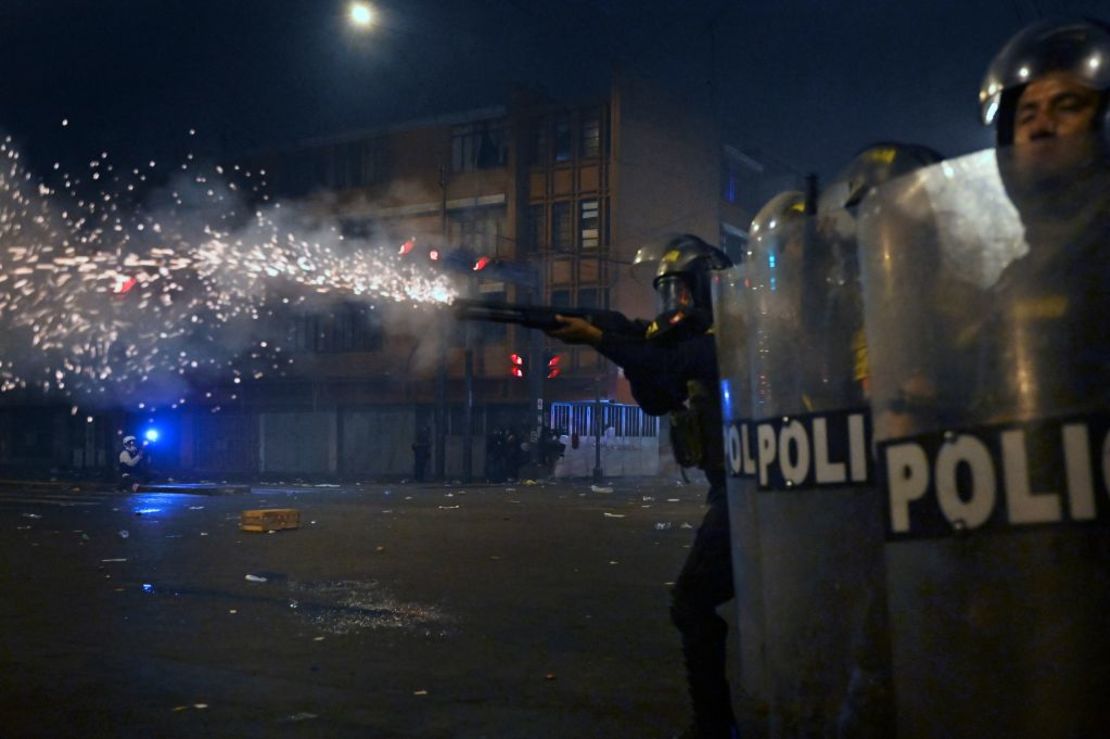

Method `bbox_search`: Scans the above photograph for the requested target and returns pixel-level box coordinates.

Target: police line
[724,411,1109,540]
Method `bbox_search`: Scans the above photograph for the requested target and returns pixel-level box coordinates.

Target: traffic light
[509,353,526,379]
[545,352,562,379]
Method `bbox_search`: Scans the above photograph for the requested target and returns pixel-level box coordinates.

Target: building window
[528,119,548,166]
[451,120,509,172]
[720,227,748,265]
[552,202,572,252]
[580,112,601,158]
[578,288,597,310]
[527,204,545,252]
[721,162,740,203]
[551,289,572,309]
[554,114,572,162]
[603,197,611,247]
[478,288,507,343]
[339,218,373,240]
[579,199,599,249]
[287,304,383,353]
[449,207,506,253]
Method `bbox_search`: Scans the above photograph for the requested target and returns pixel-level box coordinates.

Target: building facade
[0,75,785,481]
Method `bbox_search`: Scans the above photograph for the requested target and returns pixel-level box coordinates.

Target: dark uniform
[598,329,734,738]
[564,234,736,739]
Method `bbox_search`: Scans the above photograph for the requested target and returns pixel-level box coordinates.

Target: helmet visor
[980,20,1110,125]
[655,275,694,314]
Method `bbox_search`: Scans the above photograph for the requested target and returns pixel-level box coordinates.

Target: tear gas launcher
[452,298,640,336]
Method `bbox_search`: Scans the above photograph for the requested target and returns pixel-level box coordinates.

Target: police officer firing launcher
[548,235,738,739]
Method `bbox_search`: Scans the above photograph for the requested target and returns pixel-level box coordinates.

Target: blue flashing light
[144,428,160,443]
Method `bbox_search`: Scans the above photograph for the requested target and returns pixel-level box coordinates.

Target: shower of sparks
[0,135,456,405]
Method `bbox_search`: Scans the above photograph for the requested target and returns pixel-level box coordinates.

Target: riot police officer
[980,18,1109,147]
[974,18,1110,420]
[548,234,736,739]
[848,19,1110,736]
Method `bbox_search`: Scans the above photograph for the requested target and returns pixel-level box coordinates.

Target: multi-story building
[0,74,789,481]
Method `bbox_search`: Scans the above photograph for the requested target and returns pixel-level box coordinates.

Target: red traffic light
[473,255,492,271]
[398,238,416,256]
[545,353,562,379]
[510,353,526,379]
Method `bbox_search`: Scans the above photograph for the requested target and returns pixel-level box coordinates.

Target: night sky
[1,0,1108,184]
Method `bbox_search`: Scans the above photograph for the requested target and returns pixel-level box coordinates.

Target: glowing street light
[348,2,376,30]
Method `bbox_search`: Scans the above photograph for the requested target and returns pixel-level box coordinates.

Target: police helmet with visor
[636,234,732,318]
[980,18,1110,145]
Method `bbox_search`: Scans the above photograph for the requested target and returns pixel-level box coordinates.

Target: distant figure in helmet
[547,234,737,739]
[411,426,431,482]
[118,435,149,492]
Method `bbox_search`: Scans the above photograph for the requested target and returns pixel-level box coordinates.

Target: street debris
[239,508,299,533]
[245,574,268,583]
[654,522,673,531]
[413,690,428,696]
[437,505,461,510]
[289,579,449,635]
[544,673,557,681]
[681,522,694,529]
[118,530,130,539]
[590,484,613,493]
[21,513,42,519]
[667,498,680,502]
[603,512,626,518]
[282,712,318,723]
[188,505,205,510]
[101,558,127,563]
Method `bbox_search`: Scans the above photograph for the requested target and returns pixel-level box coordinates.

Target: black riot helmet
[821,142,944,214]
[980,18,1110,145]
[640,234,732,319]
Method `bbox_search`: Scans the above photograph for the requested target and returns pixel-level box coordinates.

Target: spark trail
[0,136,455,406]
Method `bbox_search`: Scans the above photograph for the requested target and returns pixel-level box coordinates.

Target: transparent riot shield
[714,194,890,735]
[858,135,1110,737]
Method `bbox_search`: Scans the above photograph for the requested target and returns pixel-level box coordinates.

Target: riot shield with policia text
[857,134,1110,737]
[714,187,891,735]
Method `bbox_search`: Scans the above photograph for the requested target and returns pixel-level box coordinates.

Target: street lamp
[347,1,376,30]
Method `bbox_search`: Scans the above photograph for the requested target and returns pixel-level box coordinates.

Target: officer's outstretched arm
[546,315,603,347]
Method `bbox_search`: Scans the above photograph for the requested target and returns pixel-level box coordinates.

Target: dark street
[0,478,723,738]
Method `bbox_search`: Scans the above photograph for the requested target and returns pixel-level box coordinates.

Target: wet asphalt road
[0,477,729,738]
